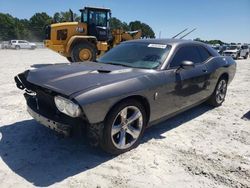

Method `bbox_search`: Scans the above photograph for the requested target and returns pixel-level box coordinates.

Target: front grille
[25,86,59,120]
[24,83,88,127]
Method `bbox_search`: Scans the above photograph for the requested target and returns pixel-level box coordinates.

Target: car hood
[27,62,149,96]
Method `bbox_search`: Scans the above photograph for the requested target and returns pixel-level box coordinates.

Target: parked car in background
[212,45,227,55]
[240,45,249,59]
[249,44,250,57]
[1,41,10,49]
[9,40,36,50]
[15,39,236,154]
[223,45,249,59]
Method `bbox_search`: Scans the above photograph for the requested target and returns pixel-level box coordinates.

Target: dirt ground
[0,49,249,188]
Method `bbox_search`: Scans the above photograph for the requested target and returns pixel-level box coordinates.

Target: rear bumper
[27,105,71,136]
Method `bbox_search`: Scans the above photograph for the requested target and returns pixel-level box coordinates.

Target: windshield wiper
[104,62,132,68]
[98,61,133,68]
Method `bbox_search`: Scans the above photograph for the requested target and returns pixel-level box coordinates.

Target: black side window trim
[197,46,212,63]
[167,44,212,70]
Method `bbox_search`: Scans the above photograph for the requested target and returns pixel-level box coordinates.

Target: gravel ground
[0,49,249,188]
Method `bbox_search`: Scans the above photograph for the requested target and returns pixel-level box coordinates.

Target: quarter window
[197,46,211,62]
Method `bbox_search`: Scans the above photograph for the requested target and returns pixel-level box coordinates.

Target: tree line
[0,11,155,42]
[194,38,227,46]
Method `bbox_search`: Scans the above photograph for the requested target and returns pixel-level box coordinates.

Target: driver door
[165,45,210,113]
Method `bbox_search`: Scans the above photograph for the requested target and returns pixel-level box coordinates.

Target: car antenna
[172,28,188,39]
[179,28,197,39]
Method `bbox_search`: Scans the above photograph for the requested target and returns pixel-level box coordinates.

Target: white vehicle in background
[223,45,249,59]
[9,40,36,50]
[1,41,9,49]
[240,45,249,59]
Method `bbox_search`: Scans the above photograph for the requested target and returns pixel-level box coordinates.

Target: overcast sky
[0,0,249,43]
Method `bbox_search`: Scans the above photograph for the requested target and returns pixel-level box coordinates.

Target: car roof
[123,38,202,46]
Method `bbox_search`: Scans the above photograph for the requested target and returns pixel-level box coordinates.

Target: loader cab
[80,7,112,41]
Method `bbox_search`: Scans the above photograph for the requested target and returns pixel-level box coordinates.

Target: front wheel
[244,53,248,59]
[70,42,96,62]
[92,100,147,155]
[207,78,228,107]
[15,45,20,50]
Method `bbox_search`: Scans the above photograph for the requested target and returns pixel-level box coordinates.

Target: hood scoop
[91,69,112,74]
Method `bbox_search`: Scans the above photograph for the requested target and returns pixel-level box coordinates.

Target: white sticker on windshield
[148,44,167,49]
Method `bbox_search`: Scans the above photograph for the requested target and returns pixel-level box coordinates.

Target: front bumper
[27,105,71,136]
[15,72,89,136]
[224,53,238,59]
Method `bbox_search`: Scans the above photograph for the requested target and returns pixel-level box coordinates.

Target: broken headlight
[54,96,81,117]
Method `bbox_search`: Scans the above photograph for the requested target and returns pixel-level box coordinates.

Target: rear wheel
[236,54,240,60]
[88,99,147,155]
[70,42,96,62]
[15,45,20,50]
[207,77,228,107]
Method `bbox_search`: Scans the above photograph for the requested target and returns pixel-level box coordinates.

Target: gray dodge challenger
[15,39,236,154]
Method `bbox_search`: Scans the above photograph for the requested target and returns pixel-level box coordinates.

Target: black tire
[15,45,20,50]
[236,54,240,60]
[244,53,248,59]
[88,99,147,155]
[66,57,74,62]
[70,42,96,62]
[207,77,228,107]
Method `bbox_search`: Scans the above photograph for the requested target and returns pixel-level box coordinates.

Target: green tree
[194,38,225,45]
[53,11,80,23]
[0,13,17,40]
[129,21,155,38]
[29,12,52,41]
[110,17,129,30]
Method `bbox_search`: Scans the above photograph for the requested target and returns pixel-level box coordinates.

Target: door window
[170,46,202,68]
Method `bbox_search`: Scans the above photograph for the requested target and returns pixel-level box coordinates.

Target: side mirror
[176,61,195,74]
[180,61,195,69]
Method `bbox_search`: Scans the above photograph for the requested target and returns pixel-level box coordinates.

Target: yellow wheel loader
[44,6,142,62]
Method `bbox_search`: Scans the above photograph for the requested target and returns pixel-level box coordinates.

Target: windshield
[89,10,107,27]
[97,43,171,69]
[228,46,238,50]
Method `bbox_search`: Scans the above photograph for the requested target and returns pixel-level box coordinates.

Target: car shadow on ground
[0,104,212,187]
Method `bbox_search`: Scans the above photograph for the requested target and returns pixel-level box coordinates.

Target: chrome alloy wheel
[111,106,143,150]
[215,79,227,104]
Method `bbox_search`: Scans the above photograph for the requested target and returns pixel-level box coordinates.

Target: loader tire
[71,42,96,62]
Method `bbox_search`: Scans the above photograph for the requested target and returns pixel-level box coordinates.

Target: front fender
[66,36,97,53]
[73,73,164,124]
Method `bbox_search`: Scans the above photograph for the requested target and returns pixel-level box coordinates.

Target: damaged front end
[14,71,88,136]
